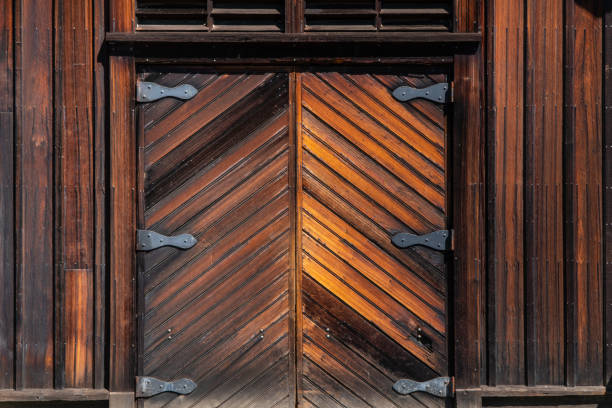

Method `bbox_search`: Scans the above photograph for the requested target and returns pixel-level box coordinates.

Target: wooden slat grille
[304,0,451,31]
[136,0,285,31]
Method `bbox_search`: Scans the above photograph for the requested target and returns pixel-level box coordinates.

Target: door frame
[106,49,485,406]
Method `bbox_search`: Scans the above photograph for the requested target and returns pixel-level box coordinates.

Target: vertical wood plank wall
[14,0,55,388]
[0,0,14,390]
[605,0,612,391]
[485,0,608,388]
[0,0,106,390]
[55,0,96,388]
[487,0,525,386]
[453,0,487,389]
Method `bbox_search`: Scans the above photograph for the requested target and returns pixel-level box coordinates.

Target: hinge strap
[137,230,197,252]
[392,83,450,103]
[393,377,454,398]
[391,230,451,251]
[136,376,197,398]
[137,81,198,102]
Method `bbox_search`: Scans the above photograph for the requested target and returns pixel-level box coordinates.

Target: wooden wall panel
[14,0,55,389]
[109,55,136,392]
[453,0,486,389]
[487,0,525,386]
[109,0,135,394]
[605,0,612,390]
[564,0,604,387]
[0,0,14,390]
[524,0,564,386]
[93,0,107,390]
[55,0,96,388]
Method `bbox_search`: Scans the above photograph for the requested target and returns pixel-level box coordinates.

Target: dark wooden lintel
[105,31,481,59]
[106,31,481,45]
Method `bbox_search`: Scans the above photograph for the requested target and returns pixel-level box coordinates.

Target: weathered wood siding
[0,0,609,403]
[0,0,106,390]
[485,0,608,388]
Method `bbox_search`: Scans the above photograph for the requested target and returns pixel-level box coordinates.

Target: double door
[136,69,450,408]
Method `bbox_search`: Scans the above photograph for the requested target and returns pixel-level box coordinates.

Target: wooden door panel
[138,71,292,408]
[300,72,448,408]
[136,69,450,408]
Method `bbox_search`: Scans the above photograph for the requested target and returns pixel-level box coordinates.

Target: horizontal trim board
[106,31,481,45]
[133,56,454,65]
[0,388,110,402]
[457,386,609,397]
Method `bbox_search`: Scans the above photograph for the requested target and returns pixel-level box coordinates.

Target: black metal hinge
[136,81,198,102]
[393,377,454,398]
[136,376,197,398]
[137,230,197,252]
[391,230,452,251]
[392,83,451,103]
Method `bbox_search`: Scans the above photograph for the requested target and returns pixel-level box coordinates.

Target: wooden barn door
[136,71,294,408]
[134,69,450,408]
[298,72,449,408]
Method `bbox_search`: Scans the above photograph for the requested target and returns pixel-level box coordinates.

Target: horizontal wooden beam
[456,386,609,397]
[0,388,109,401]
[106,31,481,45]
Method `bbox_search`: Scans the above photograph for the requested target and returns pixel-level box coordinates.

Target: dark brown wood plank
[139,71,291,408]
[109,55,136,392]
[0,0,14,390]
[55,0,96,388]
[303,276,438,383]
[524,0,564,386]
[564,0,604,386]
[487,0,525,386]
[453,0,486,389]
[93,0,107,390]
[105,31,482,45]
[14,0,55,389]
[605,0,612,391]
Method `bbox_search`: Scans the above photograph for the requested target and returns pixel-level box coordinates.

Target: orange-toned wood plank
[524,0,564,386]
[55,0,95,388]
[109,55,136,391]
[302,129,441,233]
[302,92,444,210]
[302,253,445,372]
[14,0,54,389]
[487,0,525,385]
[453,0,486,388]
[564,0,604,386]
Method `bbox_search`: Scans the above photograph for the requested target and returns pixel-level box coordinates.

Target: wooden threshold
[106,31,481,45]
[0,388,110,402]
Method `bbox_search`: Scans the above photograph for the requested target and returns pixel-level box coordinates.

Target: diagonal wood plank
[301,71,449,406]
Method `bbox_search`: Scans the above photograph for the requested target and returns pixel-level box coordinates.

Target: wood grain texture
[605,0,612,391]
[300,71,449,408]
[109,55,136,392]
[14,0,55,389]
[524,0,564,386]
[139,71,291,408]
[453,0,486,389]
[487,0,525,386]
[564,0,604,386]
[109,0,135,32]
[93,0,107,390]
[55,0,95,388]
[0,0,14,390]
